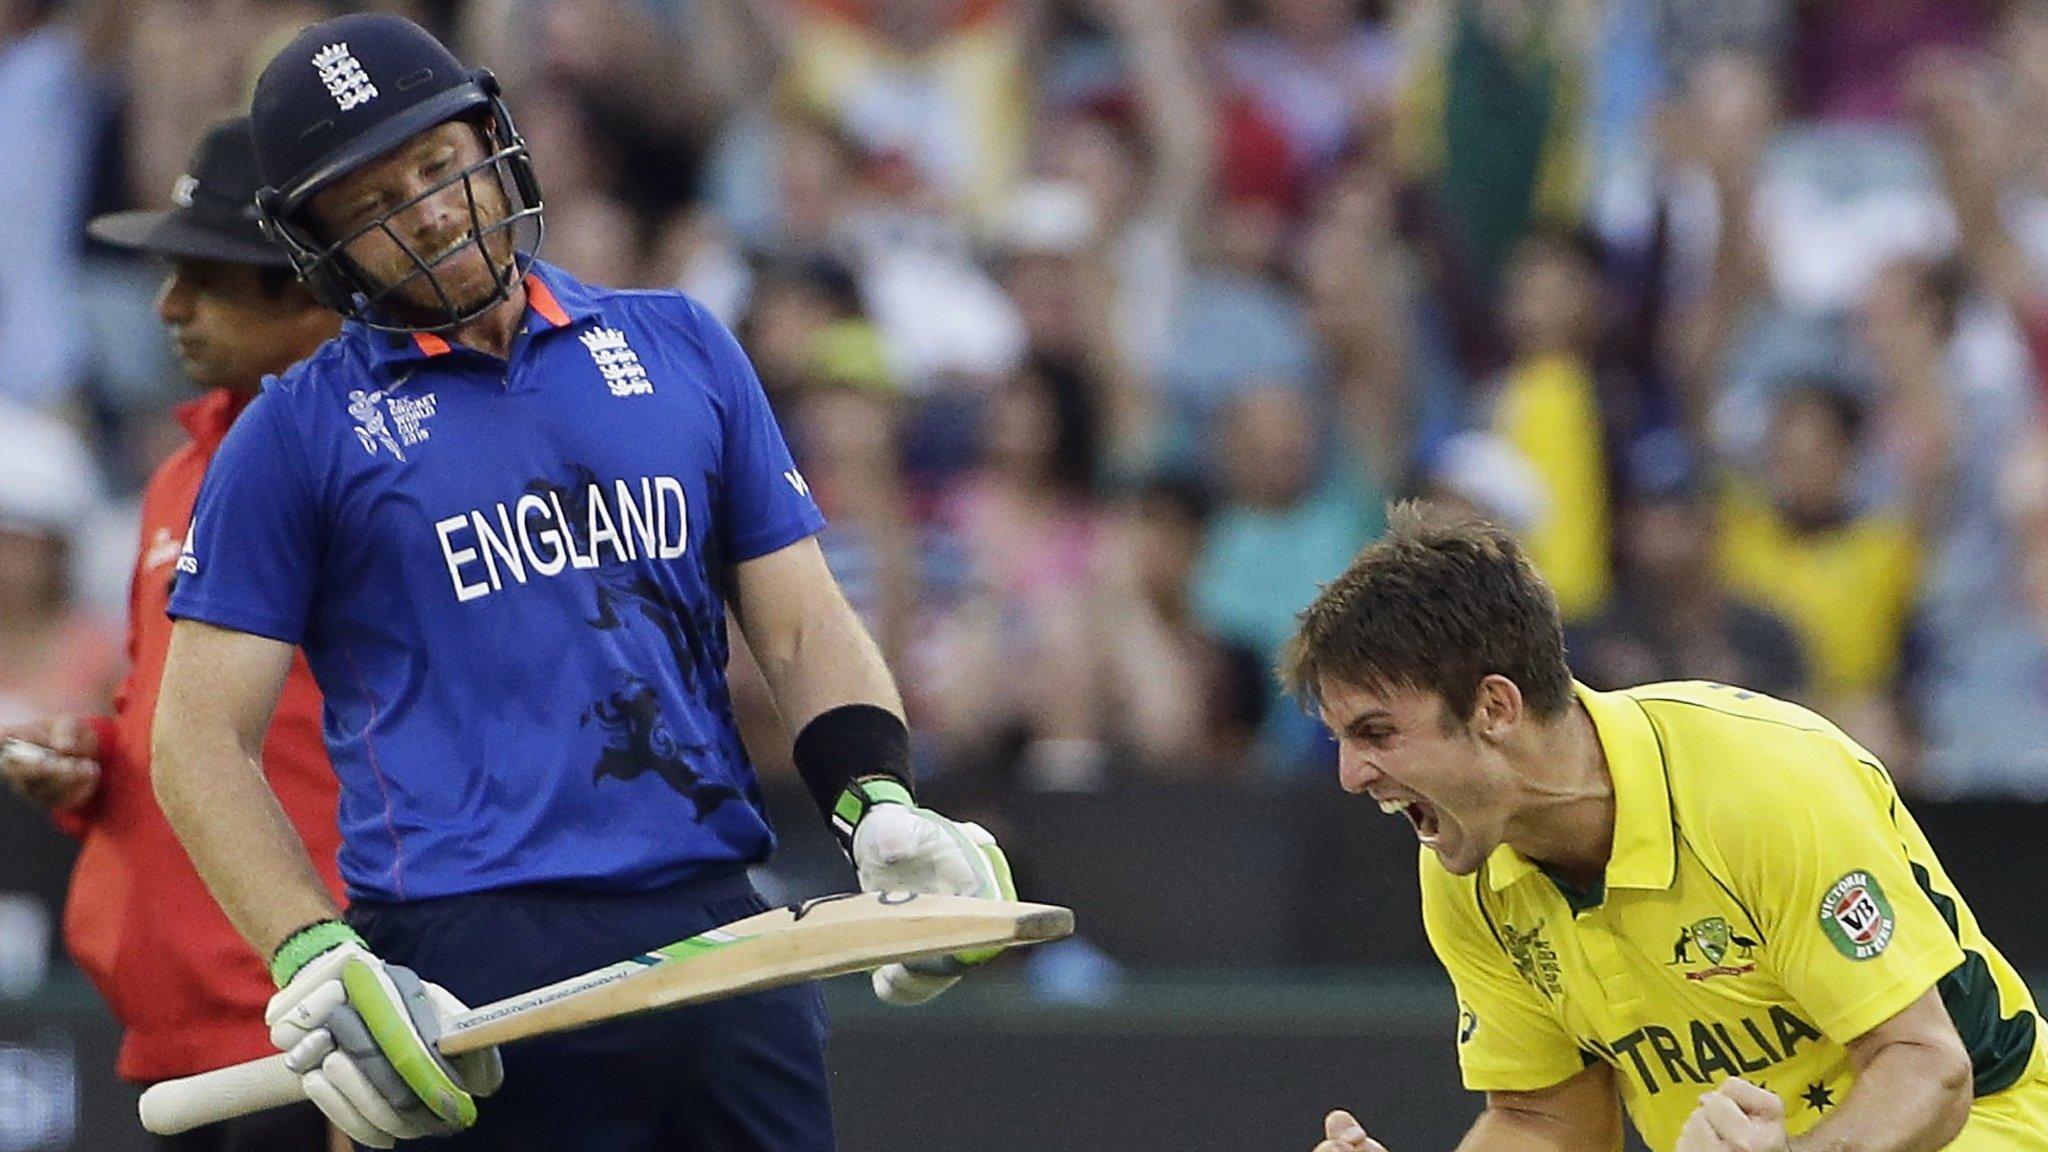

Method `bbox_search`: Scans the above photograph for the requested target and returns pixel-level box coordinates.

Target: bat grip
[901,954,975,977]
[139,1053,307,1135]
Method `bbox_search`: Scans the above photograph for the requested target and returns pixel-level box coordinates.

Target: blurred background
[5,0,2048,1148]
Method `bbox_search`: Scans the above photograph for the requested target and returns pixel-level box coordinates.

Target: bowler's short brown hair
[1278,502,1572,722]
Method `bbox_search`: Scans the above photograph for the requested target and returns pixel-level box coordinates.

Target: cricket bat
[139,891,1072,1135]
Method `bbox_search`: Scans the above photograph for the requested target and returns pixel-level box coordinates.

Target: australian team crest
[1670,915,1759,981]
[1691,916,1732,965]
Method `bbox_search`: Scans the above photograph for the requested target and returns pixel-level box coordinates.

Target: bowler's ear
[1470,675,1524,742]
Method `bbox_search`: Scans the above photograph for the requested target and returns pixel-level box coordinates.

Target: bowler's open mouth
[1379,797,1441,843]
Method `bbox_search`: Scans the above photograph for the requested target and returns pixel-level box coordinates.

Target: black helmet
[89,118,289,267]
[250,12,543,332]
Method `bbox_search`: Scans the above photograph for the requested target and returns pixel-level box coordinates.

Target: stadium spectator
[1390,0,1595,292]
[1220,0,1403,179]
[1666,49,1920,758]
[916,358,1111,787]
[1566,440,1809,701]
[698,0,1037,227]
[1790,0,1992,123]
[1485,226,1618,625]
[790,319,920,670]
[1716,379,1919,750]
[1091,475,1263,770]
[1906,48,2048,795]
[1036,0,1211,417]
[0,0,90,407]
[1191,378,1384,770]
[0,402,119,725]
[16,0,2048,812]
[1296,140,1425,494]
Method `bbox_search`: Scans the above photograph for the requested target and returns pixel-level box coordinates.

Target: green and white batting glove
[839,779,1017,1006]
[265,921,503,1149]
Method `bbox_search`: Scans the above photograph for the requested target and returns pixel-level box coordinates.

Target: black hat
[88,118,288,267]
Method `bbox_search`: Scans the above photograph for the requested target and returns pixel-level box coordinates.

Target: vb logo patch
[1820,871,1894,960]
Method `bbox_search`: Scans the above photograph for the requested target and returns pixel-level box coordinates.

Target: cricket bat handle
[139,1053,305,1135]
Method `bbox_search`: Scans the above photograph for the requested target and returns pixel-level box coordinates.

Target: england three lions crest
[580,327,654,397]
[312,43,378,111]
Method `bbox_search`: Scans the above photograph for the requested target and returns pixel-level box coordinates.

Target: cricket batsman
[1,117,343,1151]
[1287,504,2048,1152]
[151,13,1012,1150]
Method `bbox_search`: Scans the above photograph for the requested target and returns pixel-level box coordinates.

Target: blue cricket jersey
[168,263,826,901]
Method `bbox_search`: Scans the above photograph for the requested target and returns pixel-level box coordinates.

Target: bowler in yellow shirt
[1283,504,2047,1152]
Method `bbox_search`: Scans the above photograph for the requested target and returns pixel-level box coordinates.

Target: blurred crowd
[13,0,2048,797]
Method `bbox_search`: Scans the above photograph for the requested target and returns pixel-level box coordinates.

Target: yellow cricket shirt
[1420,681,2048,1151]
[1492,354,1610,623]
[1717,485,1918,698]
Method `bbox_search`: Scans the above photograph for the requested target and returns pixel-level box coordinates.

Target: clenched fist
[1312,1109,1390,1152]
[0,718,100,812]
[1676,1078,1789,1152]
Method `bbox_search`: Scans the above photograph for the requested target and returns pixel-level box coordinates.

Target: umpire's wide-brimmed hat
[88,118,289,267]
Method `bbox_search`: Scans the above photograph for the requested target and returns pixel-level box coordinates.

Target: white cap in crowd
[993,180,1099,257]
[0,399,101,540]
[1427,431,1550,534]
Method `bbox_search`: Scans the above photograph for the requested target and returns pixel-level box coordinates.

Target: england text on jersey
[435,475,689,601]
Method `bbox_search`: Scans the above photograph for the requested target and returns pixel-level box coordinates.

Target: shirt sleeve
[1419,855,1590,1092]
[690,300,826,563]
[166,388,323,645]
[1720,731,1966,1044]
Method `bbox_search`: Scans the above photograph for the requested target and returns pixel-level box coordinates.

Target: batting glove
[265,922,502,1148]
[840,781,1016,1005]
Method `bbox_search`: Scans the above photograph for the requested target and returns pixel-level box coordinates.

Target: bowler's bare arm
[1458,1063,1624,1152]
[1789,987,1971,1152]
[1316,1062,1622,1152]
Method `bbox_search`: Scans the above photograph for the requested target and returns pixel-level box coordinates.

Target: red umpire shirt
[53,387,342,1082]
[63,116,344,1085]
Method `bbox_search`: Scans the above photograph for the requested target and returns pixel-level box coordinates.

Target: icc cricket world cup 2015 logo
[348,388,437,461]
[1502,922,1564,1001]
[349,389,404,460]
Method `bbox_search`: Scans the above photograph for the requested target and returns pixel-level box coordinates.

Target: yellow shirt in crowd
[1421,682,2048,1151]
[1717,487,1919,697]
[781,0,1030,226]
[1494,354,1609,622]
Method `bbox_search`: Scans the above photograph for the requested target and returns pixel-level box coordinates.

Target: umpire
[152,14,1015,1151]
[3,118,344,1152]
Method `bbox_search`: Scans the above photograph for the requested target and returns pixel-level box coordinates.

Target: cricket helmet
[250,12,543,331]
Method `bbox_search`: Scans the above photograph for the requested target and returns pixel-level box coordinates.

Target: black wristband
[792,703,914,826]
